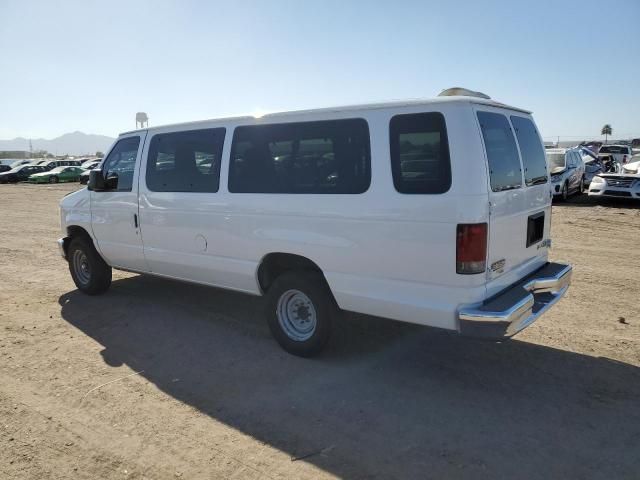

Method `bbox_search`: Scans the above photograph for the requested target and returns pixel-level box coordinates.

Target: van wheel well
[64,226,93,256]
[257,253,326,293]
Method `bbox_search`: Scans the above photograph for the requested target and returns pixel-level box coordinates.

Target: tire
[67,237,112,295]
[49,176,59,184]
[265,271,336,357]
[561,182,568,201]
[579,177,585,194]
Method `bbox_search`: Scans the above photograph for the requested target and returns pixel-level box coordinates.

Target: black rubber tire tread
[265,271,336,357]
[67,237,112,295]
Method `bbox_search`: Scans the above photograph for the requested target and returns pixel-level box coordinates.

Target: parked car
[58,89,572,356]
[598,145,633,165]
[547,148,585,200]
[81,160,101,171]
[582,160,604,189]
[28,166,84,184]
[621,159,640,175]
[38,160,78,170]
[0,164,49,183]
[10,159,32,168]
[580,147,598,162]
[78,165,101,185]
[588,171,640,200]
[81,159,100,169]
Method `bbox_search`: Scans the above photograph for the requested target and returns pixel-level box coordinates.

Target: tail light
[456,223,487,274]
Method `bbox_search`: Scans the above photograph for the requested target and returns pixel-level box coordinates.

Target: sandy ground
[1,183,639,480]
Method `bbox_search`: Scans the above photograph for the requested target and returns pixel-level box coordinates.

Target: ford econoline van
[58,88,571,356]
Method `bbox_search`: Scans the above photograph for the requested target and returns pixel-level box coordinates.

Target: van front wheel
[68,237,112,295]
[265,271,335,357]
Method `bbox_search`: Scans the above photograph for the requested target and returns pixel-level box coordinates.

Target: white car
[547,148,585,200]
[622,158,640,175]
[588,172,640,200]
[57,89,571,356]
[598,145,633,165]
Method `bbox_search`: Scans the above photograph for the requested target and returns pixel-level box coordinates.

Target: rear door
[137,127,227,284]
[475,108,550,284]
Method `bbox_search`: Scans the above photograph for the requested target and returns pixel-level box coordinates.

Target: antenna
[136,112,149,129]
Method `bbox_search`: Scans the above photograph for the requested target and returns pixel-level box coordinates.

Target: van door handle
[133,213,138,228]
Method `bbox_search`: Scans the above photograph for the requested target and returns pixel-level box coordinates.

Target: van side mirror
[88,170,106,191]
[89,170,119,191]
[105,172,119,190]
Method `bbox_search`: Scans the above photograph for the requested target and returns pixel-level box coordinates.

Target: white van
[58,89,571,356]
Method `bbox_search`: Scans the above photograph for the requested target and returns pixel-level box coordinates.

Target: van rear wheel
[68,237,112,295]
[265,271,336,357]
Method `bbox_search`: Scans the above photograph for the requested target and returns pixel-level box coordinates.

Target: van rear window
[477,112,522,192]
[510,116,548,186]
[228,119,370,194]
[389,112,451,194]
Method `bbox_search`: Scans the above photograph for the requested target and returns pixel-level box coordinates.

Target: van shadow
[58,276,640,479]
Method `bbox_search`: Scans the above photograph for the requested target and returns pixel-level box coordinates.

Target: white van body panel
[60,95,568,338]
[134,102,490,330]
[472,105,551,298]
[90,132,149,272]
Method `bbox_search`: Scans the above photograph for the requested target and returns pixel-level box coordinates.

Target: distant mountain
[0,131,115,156]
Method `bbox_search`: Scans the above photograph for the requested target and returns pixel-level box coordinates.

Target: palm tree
[601,124,612,144]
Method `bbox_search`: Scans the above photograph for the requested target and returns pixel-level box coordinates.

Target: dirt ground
[1,183,639,480]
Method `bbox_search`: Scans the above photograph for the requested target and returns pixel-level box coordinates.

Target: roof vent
[438,87,491,99]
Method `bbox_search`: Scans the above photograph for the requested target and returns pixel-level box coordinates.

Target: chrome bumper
[458,262,572,339]
[57,237,67,260]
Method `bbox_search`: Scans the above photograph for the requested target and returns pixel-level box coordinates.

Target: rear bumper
[458,262,572,339]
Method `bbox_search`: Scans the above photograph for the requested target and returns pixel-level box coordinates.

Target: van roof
[119,96,532,136]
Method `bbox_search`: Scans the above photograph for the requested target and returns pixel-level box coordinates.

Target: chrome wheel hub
[72,249,91,285]
[276,289,317,341]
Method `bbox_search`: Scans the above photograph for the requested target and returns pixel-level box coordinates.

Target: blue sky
[1,0,638,141]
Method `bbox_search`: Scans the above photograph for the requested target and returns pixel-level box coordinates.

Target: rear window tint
[599,146,628,154]
[229,119,370,194]
[477,112,522,192]
[146,128,225,193]
[389,112,451,194]
[510,116,548,186]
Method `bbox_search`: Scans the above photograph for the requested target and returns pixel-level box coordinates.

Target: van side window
[102,136,141,192]
[477,112,522,192]
[228,119,370,194]
[510,116,548,186]
[389,112,451,194]
[146,128,225,193]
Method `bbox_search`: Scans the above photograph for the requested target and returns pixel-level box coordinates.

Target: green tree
[601,124,612,144]
[95,151,104,158]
